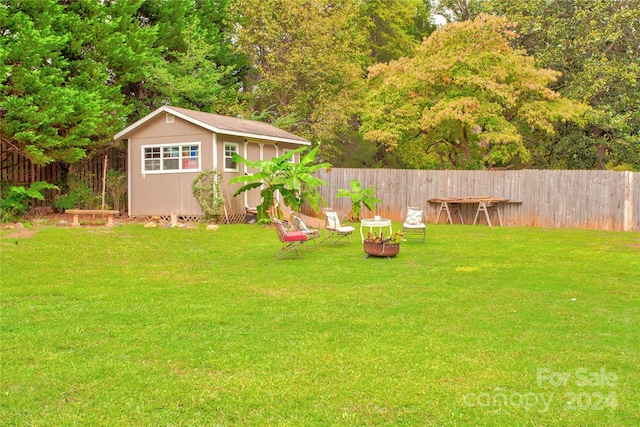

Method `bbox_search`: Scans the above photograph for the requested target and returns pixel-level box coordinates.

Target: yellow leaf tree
[361,14,589,169]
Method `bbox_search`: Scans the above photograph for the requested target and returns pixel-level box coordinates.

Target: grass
[1,222,639,426]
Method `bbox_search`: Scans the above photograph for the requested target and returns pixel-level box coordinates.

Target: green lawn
[1,223,639,426]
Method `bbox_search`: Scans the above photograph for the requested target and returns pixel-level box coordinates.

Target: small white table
[360,218,393,242]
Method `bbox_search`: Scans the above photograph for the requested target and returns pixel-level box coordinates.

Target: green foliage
[361,14,589,169]
[607,162,639,172]
[230,0,366,144]
[229,0,435,162]
[229,145,331,221]
[54,176,98,211]
[0,181,58,222]
[0,0,139,165]
[336,179,382,221]
[327,128,402,168]
[3,0,637,173]
[146,5,240,114]
[528,125,603,170]
[484,0,640,170]
[105,169,127,213]
[432,0,483,22]
[191,169,225,223]
[1,0,240,168]
[360,0,436,64]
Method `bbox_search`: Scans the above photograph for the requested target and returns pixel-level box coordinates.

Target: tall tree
[135,0,242,117]
[229,0,367,149]
[326,0,436,168]
[1,0,242,170]
[361,14,588,169]
[484,0,640,169]
[151,18,238,114]
[361,0,435,64]
[0,0,149,165]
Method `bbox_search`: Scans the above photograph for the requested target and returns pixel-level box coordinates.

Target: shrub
[54,176,99,211]
[191,169,224,222]
[106,169,127,212]
[229,145,330,221]
[0,181,59,222]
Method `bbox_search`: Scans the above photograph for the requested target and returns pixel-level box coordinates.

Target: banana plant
[229,145,331,222]
[336,179,382,221]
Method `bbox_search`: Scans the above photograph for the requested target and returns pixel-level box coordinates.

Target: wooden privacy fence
[2,145,126,187]
[311,169,639,232]
[1,143,127,208]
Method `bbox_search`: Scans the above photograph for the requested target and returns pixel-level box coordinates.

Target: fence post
[624,171,634,232]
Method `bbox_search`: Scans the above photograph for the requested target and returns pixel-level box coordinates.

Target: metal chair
[272,218,308,258]
[401,206,426,243]
[291,213,320,247]
[320,208,355,245]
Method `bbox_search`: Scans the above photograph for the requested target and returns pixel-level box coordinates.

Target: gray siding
[128,115,211,216]
[127,113,306,217]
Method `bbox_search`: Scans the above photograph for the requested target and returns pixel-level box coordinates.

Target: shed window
[224,143,239,172]
[143,143,200,173]
[282,148,296,163]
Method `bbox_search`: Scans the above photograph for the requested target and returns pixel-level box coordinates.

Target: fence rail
[312,169,639,232]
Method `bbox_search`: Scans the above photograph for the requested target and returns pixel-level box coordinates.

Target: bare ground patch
[1,226,37,239]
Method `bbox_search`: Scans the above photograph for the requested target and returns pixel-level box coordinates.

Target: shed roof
[114,105,311,145]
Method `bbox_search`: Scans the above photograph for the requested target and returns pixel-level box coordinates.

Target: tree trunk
[596,145,607,170]
[462,126,471,167]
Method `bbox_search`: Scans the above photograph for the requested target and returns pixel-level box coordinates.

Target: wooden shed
[114,106,310,220]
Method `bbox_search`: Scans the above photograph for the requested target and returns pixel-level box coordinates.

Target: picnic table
[427,197,509,227]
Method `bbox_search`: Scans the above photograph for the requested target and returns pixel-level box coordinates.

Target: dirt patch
[1,226,37,239]
[1,212,132,238]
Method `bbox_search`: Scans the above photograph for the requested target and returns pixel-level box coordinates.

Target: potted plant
[363,231,404,258]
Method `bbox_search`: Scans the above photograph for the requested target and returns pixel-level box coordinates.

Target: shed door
[245,142,262,210]
[260,144,279,210]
